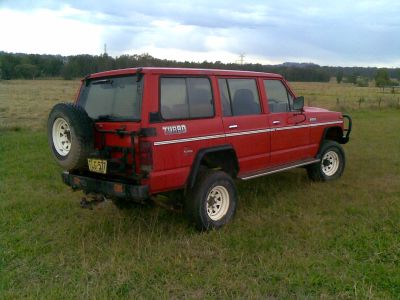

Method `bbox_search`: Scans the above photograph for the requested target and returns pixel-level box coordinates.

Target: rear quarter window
[160,77,214,120]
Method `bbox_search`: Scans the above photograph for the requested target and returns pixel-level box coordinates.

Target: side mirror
[293,96,304,111]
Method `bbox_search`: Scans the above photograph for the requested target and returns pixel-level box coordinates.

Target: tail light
[139,141,153,172]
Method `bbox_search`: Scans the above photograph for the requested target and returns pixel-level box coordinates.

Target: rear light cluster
[139,141,153,172]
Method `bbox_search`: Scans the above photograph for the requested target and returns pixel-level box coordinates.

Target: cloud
[0,8,103,55]
[1,0,400,66]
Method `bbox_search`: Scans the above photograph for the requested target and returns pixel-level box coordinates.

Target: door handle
[228,124,238,129]
[272,120,281,125]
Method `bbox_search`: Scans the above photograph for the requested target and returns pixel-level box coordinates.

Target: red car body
[66,67,350,196]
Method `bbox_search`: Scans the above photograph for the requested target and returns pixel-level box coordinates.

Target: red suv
[48,67,351,230]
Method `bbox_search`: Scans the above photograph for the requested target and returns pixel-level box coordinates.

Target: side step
[239,158,320,181]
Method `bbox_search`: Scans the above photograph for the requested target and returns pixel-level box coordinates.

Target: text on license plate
[88,159,107,174]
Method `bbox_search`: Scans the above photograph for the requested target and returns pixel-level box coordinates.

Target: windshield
[78,75,142,121]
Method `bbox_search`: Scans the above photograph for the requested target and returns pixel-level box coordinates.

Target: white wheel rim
[206,185,230,221]
[321,150,340,176]
[52,117,72,156]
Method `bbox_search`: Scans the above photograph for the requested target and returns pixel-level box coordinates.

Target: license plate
[88,159,107,174]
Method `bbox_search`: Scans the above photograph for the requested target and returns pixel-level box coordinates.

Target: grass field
[1,80,400,298]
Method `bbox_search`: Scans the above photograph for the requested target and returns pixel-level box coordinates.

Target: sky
[0,0,399,67]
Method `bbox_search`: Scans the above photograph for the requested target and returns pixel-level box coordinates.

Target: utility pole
[236,53,245,65]
[239,53,245,65]
[104,43,107,56]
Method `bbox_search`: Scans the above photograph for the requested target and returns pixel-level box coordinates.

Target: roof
[86,67,283,80]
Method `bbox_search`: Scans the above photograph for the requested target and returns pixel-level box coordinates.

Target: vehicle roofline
[83,67,284,80]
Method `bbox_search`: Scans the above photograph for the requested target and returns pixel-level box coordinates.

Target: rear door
[264,79,311,165]
[218,78,270,174]
[150,75,225,192]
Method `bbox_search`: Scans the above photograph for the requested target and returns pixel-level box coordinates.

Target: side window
[160,78,188,119]
[160,77,214,120]
[264,80,293,113]
[218,78,261,116]
[187,78,214,118]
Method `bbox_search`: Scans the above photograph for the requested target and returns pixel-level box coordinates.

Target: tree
[336,70,343,83]
[375,69,390,88]
[348,73,358,84]
[14,64,39,79]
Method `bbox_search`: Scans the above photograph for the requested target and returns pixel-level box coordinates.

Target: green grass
[291,81,400,110]
[0,80,80,131]
[0,79,399,132]
[1,110,400,299]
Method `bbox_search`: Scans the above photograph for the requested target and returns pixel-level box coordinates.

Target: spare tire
[47,103,94,171]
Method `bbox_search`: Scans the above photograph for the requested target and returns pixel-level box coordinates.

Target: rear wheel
[185,170,237,231]
[307,140,345,181]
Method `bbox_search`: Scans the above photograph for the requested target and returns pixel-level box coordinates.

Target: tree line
[0,51,399,84]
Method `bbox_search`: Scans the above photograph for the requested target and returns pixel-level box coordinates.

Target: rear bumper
[62,171,149,200]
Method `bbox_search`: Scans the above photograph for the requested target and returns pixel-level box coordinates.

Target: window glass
[160,77,214,120]
[218,79,232,116]
[79,75,141,120]
[187,78,214,118]
[264,80,292,113]
[160,78,189,119]
[219,79,261,116]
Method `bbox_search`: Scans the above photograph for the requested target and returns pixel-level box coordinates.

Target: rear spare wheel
[47,103,94,170]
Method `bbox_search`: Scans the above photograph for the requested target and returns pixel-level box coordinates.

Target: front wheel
[185,170,237,231]
[307,140,345,181]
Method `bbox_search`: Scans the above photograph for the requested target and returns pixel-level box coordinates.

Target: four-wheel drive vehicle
[48,67,352,230]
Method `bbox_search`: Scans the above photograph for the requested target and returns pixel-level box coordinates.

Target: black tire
[185,170,237,231]
[307,140,345,181]
[47,103,94,170]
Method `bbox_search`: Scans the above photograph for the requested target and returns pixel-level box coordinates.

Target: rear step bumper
[62,171,149,200]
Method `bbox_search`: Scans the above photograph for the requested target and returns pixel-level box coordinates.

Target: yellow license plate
[88,159,107,174]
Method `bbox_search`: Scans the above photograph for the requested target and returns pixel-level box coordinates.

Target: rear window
[79,75,142,121]
[160,77,214,120]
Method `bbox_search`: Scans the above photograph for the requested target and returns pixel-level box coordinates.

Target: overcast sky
[0,0,399,67]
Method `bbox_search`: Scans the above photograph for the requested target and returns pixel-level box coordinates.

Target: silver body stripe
[225,128,272,137]
[153,120,343,146]
[275,124,309,131]
[310,120,343,127]
[154,134,225,146]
